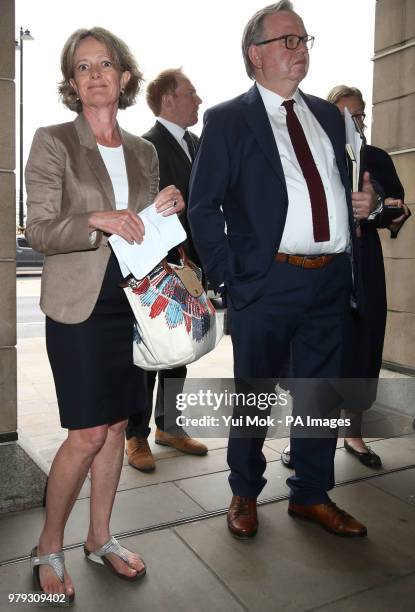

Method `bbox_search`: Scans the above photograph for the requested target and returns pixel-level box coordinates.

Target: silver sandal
[83,536,146,581]
[30,546,75,604]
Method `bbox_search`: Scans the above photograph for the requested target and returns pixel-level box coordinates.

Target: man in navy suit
[188,1,376,539]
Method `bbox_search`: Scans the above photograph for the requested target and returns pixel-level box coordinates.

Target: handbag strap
[121,244,200,292]
[177,245,189,266]
[163,244,196,274]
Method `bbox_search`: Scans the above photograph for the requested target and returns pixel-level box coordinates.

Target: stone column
[372,0,415,371]
[0,1,47,513]
[0,0,17,442]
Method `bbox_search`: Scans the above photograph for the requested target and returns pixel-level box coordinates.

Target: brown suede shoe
[126,437,155,473]
[155,428,208,455]
[288,501,367,537]
[227,495,258,539]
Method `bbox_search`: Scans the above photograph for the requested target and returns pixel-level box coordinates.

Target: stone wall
[372,0,415,371]
[0,0,17,440]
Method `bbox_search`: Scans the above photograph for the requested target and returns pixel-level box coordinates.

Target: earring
[120,88,125,95]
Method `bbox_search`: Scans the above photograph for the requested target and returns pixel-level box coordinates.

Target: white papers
[345,143,358,192]
[109,203,187,279]
[344,107,363,192]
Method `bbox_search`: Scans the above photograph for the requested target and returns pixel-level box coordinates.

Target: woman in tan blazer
[25,28,185,603]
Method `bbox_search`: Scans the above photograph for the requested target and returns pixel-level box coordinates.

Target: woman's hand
[154,185,185,217]
[88,185,184,245]
[89,210,145,244]
[385,198,410,233]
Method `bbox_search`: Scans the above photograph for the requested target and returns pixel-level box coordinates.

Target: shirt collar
[256,82,305,115]
[156,117,186,143]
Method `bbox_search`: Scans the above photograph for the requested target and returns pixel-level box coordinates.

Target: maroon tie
[282,99,330,243]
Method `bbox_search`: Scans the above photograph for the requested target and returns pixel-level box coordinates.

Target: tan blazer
[25,113,159,324]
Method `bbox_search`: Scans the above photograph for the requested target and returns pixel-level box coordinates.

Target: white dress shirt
[256,83,349,255]
[156,116,192,162]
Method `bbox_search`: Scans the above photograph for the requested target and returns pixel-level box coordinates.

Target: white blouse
[92,145,130,276]
[97,144,129,209]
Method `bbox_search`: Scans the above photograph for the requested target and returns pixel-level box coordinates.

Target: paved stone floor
[1,277,414,610]
[1,457,415,612]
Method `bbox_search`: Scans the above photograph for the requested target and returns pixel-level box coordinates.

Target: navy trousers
[126,366,187,438]
[227,254,351,504]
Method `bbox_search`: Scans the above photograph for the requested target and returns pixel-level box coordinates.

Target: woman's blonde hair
[326,85,366,110]
[59,27,143,113]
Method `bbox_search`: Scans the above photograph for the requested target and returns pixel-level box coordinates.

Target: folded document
[109,203,187,279]
[344,107,363,192]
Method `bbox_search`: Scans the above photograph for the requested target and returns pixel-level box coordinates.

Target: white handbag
[123,249,224,370]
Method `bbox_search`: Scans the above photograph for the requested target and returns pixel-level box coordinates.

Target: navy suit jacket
[188,84,362,311]
[142,120,200,264]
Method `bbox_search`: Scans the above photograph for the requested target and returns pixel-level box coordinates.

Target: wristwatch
[367,193,384,221]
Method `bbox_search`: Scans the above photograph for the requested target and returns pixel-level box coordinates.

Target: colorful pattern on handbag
[128,263,215,342]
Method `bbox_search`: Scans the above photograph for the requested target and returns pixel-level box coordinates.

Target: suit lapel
[85,150,116,210]
[75,113,145,213]
[155,121,192,169]
[74,113,115,210]
[120,129,140,211]
[241,85,286,189]
[300,91,355,231]
[189,131,199,149]
[300,91,350,191]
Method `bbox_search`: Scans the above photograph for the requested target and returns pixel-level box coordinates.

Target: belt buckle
[301,255,318,268]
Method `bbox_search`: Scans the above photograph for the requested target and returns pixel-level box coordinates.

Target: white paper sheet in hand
[344,107,363,191]
[109,203,187,279]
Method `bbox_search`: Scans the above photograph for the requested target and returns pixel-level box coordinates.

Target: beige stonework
[0,82,15,170]
[373,45,415,104]
[372,94,415,151]
[383,312,415,369]
[390,154,415,204]
[0,348,17,434]
[384,259,415,312]
[0,261,16,348]
[0,0,17,438]
[373,0,415,370]
[0,0,15,79]
[0,174,16,259]
[374,0,415,52]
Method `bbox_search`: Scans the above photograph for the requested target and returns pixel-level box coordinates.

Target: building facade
[0,0,17,443]
[372,0,415,372]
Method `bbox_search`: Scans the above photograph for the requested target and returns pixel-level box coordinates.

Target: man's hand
[351,171,377,220]
[155,185,185,216]
[88,210,145,244]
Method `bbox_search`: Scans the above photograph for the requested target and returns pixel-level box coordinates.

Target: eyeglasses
[339,111,366,121]
[254,34,315,50]
[351,112,366,121]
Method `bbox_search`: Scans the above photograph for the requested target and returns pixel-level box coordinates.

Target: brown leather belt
[275,252,336,269]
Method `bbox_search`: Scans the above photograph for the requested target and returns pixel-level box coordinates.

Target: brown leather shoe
[155,428,208,455]
[126,437,155,473]
[288,501,367,537]
[227,495,258,539]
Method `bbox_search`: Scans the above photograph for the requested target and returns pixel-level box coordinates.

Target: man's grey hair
[242,1,295,79]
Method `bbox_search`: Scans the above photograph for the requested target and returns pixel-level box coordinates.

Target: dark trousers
[126,366,187,439]
[227,254,351,504]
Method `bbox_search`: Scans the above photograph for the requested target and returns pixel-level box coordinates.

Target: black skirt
[46,253,147,429]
